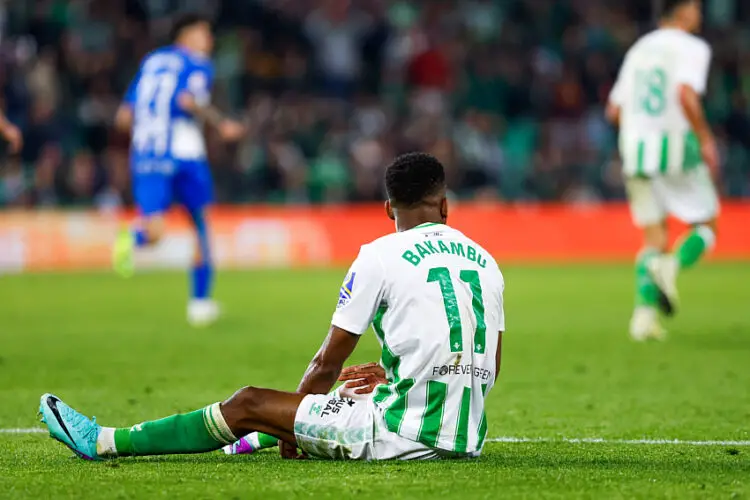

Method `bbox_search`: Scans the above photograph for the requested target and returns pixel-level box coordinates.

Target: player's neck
[659,19,690,32]
[394,211,445,232]
[175,42,206,58]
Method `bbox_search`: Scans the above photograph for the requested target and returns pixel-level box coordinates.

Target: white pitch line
[487,437,750,446]
[2,428,749,446]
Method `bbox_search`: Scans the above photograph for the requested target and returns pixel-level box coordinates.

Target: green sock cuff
[114,427,134,455]
[257,432,278,448]
[675,228,712,269]
[202,403,237,444]
[635,248,661,307]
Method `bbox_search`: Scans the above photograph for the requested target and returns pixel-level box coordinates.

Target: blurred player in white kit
[607,0,719,340]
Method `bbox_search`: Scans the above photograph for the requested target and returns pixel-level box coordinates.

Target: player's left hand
[338,362,388,395]
[279,440,306,460]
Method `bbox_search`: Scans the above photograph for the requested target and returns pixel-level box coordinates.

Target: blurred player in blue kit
[113,14,244,326]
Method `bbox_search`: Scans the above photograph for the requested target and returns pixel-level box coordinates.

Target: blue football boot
[39,394,102,461]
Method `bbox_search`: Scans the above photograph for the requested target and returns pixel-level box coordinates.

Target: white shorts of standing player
[624,167,719,228]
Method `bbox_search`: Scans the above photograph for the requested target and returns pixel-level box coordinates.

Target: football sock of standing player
[674,225,715,269]
[188,209,214,306]
[635,248,662,308]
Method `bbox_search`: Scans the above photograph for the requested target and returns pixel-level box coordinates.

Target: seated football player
[39,152,505,461]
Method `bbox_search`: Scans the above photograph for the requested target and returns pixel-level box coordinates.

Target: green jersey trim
[625,131,705,178]
[477,383,489,449]
[372,302,400,408]
[683,131,701,170]
[416,381,448,447]
[453,386,472,453]
[636,140,645,177]
[383,378,416,435]
[658,134,669,174]
[414,222,443,229]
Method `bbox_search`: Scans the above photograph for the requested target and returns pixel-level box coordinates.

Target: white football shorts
[625,167,719,227]
[294,393,472,461]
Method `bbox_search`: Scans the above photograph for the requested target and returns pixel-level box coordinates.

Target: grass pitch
[1,264,749,498]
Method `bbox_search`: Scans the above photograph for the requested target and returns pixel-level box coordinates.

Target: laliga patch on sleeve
[337,272,356,309]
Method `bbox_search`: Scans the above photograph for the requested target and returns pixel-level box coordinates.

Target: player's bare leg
[186,208,219,327]
[224,372,379,455]
[631,221,669,341]
[39,388,305,460]
[113,215,166,278]
[220,388,303,446]
[649,218,717,317]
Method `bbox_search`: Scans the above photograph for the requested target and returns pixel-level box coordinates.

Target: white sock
[247,433,261,449]
[96,427,117,457]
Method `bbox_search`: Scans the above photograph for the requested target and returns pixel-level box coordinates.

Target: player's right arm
[281,246,385,459]
[296,245,386,397]
[176,68,245,142]
[115,106,134,132]
[296,326,362,396]
[677,39,717,173]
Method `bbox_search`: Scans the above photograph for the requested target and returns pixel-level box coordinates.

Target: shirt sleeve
[330,245,386,335]
[184,64,213,107]
[675,39,711,95]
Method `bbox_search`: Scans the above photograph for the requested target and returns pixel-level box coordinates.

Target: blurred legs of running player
[627,169,718,340]
[114,159,219,326]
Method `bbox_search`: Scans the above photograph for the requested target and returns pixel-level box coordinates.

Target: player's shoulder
[667,29,710,53]
[167,46,213,73]
[684,33,711,56]
[357,232,400,259]
[354,229,421,269]
[639,29,710,53]
[141,46,186,72]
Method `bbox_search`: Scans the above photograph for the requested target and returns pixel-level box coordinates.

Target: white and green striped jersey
[331,223,505,454]
[609,28,711,177]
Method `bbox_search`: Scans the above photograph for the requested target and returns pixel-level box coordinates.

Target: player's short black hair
[385,152,446,208]
[170,12,212,42]
[661,0,697,18]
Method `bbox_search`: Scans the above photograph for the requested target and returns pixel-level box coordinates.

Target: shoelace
[60,405,99,443]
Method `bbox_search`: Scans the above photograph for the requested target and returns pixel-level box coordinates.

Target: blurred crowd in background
[1,0,750,208]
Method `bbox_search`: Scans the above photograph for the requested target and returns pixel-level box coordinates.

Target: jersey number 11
[427,267,486,355]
